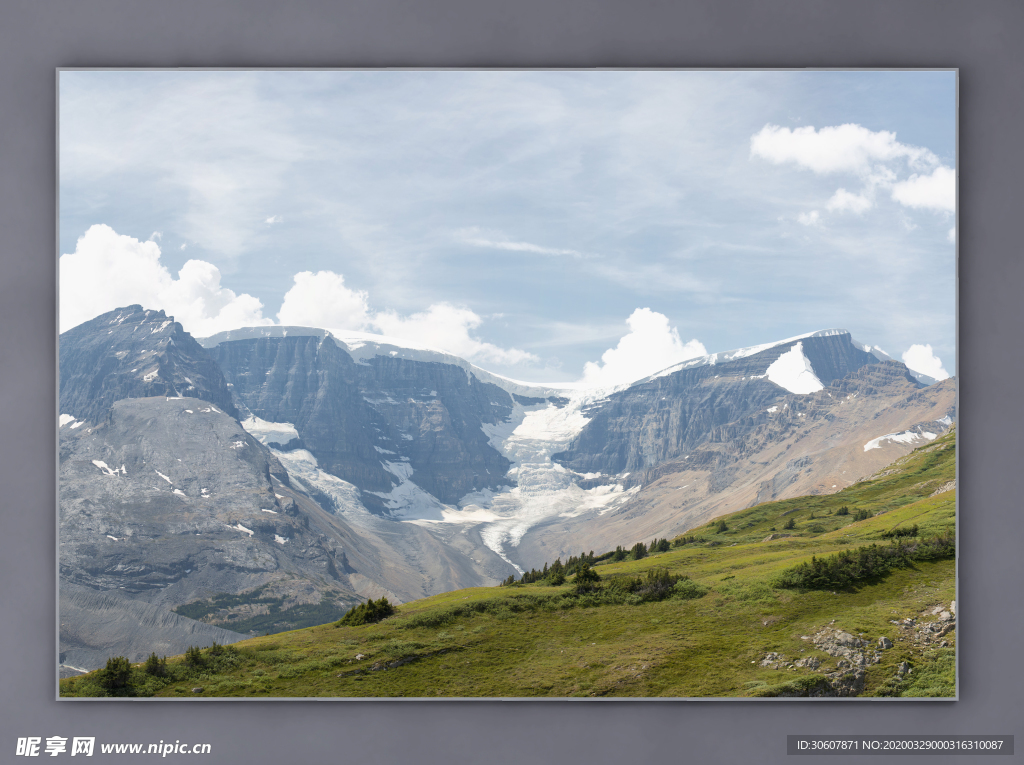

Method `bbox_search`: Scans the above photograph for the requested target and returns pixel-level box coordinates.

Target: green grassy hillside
[60,429,956,699]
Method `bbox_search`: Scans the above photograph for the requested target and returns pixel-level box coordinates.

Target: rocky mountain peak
[59,305,238,424]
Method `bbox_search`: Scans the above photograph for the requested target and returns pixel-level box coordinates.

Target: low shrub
[775,534,955,591]
[336,597,396,626]
[881,524,919,540]
[672,579,710,600]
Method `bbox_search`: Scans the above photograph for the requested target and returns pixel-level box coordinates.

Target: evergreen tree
[184,645,205,668]
[98,656,132,692]
[143,652,167,677]
[574,560,601,584]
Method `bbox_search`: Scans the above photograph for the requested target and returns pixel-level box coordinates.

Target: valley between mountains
[58,305,955,682]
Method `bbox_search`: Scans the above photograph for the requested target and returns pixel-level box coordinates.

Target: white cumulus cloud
[60,228,537,368]
[59,224,271,336]
[891,166,956,213]
[580,308,706,388]
[277,271,371,329]
[948,226,956,243]
[797,210,820,226]
[826,188,873,214]
[752,123,955,221]
[750,123,937,176]
[372,303,538,366]
[277,269,536,366]
[902,344,950,381]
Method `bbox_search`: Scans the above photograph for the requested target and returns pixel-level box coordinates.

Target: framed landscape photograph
[57,69,956,699]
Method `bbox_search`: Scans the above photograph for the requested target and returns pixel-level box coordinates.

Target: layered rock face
[514,358,955,567]
[553,332,879,476]
[59,305,237,424]
[207,334,515,507]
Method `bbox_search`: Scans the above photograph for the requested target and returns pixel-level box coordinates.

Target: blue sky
[59,70,956,385]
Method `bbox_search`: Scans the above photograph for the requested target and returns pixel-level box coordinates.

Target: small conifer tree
[144,652,167,677]
[97,656,133,695]
[574,561,601,584]
[184,645,205,668]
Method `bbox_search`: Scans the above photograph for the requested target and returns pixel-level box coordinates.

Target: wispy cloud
[826,188,872,214]
[457,229,584,258]
[58,71,956,378]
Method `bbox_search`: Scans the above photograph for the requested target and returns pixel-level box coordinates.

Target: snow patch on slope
[270,448,398,535]
[367,460,450,521]
[92,460,126,477]
[240,416,300,447]
[864,430,938,451]
[765,341,823,394]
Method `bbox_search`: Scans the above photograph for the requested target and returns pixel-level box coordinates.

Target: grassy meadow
[60,429,956,699]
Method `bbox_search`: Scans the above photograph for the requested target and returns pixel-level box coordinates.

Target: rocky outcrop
[206,334,515,506]
[808,626,883,668]
[59,305,237,423]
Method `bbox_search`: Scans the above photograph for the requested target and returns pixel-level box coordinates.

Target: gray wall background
[2,2,1021,763]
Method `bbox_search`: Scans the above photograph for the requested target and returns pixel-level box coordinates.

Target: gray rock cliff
[207,334,515,507]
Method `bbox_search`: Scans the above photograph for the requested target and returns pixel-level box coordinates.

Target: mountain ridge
[59,306,955,670]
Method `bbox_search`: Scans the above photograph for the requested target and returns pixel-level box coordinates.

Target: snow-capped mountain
[59,307,956,669]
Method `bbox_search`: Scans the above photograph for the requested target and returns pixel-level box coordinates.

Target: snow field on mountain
[447,396,635,569]
[270,447,418,537]
[368,460,450,521]
[648,328,846,383]
[240,416,300,447]
[765,341,824,394]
